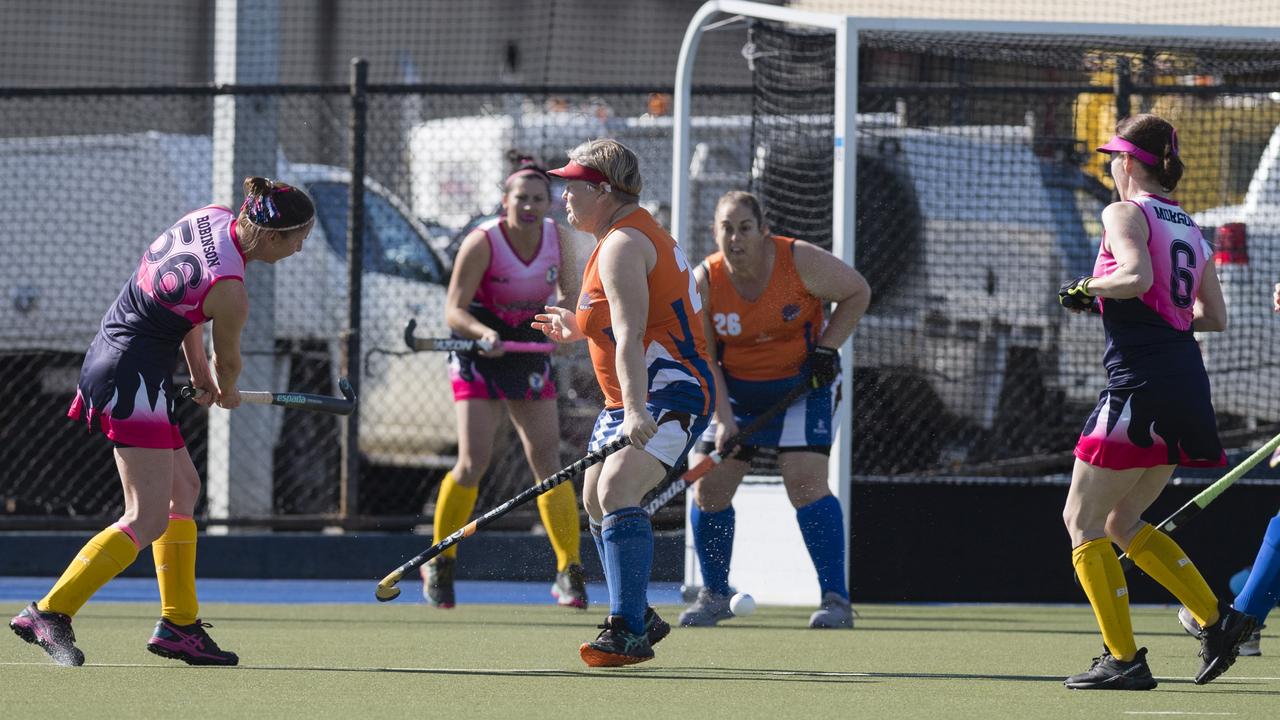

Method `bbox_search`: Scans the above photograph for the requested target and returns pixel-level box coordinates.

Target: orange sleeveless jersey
[704,236,824,381]
[576,208,714,413]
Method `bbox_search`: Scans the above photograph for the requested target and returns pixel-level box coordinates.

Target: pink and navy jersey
[469,217,560,341]
[1094,193,1212,381]
[100,206,246,356]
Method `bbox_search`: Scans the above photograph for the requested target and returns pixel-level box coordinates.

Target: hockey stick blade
[375,437,630,601]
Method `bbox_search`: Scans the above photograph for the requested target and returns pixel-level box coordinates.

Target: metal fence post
[207,0,281,531]
[340,58,368,520]
[1114,55,1132,122]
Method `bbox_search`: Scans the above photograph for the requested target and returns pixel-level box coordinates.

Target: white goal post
[672,0,1280,605]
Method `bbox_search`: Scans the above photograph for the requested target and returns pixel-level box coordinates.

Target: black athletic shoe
[1195,601,1258,685]
[423,556,456,608]
[146,618,239,666]
[644,606,671,647]
[9,602,85,667]
[1064,647,1158,690]
[1179,606,1264,656]
[579,615,655,667]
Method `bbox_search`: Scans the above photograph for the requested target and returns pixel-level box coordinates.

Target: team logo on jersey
[546,266,558,285]
[781,304,801,322]
[578,292,592,310]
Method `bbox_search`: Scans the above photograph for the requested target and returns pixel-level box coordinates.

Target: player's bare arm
[180,325,217,407]
[1192,260,1227,332]
[446,228,504,357]
[793,239,871,348]
[202,278,249,409]
[1089,202,1153,298]
[598,228,657,447]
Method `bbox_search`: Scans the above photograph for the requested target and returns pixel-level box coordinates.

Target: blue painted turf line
[0,577,684,605]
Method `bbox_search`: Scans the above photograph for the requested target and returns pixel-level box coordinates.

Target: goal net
[677,11,1280,481]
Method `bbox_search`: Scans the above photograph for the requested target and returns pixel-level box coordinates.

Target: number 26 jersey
[101,205,247,356]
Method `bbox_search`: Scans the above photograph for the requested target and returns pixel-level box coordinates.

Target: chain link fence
[4,3,1280,532]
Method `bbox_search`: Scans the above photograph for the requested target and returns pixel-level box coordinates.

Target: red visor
[1096,136,1160,167]
[547,160,610,185]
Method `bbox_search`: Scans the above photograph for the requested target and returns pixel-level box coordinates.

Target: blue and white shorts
[588,403,710,469]
[697,373,837,456]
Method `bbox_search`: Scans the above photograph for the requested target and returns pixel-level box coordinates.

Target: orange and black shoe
[579,615,654,667]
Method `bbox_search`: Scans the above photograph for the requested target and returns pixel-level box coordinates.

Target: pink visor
[547,160,610,185]
[1096,136,1159,167]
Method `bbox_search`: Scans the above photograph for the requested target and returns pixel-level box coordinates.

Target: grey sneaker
[422,556,456,608]
[1239,625,1264,656]
[1178,605,1204,639]
[1179,605,1263,656]
[678,588,734,627]
[809,591,854,629]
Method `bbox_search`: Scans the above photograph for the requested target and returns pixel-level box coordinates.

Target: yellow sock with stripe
[1072,537,1138,661]
[1126,523,1219,626]
[536,482,581,571]
[153,515,199,626]
[38,524,140,617]
[433,472,479,560]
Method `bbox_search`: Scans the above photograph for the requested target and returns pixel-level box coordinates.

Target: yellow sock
[153,516,199,626]
[536,482,581,571]
[38,525,140,617]
[433,472,479,560]
[1126,523,1219,626]
[1073,537,1138,661]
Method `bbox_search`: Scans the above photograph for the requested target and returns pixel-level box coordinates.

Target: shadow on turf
[78,609,1207,642]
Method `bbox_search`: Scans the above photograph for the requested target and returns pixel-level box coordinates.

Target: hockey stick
[1119,430,1280,573]
[403,318,554,354]
[180,377,357,416]
[374,437,630,601]
[641,376,816,516]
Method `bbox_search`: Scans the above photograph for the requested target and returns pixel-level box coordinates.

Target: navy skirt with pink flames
[1074,373,1225,471]
[66,334,185,449]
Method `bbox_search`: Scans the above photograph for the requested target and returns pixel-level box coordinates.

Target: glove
[807,346,840,388]
[1058,276,1097,313]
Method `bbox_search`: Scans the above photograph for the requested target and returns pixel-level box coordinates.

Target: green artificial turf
[2,603,1277,719]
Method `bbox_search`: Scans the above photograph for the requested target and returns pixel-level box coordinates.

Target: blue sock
[691,504,735,595]
[1236,513,1280,623]
[796,495,848,600]
[590,520,608,578]
[601,507,652,635]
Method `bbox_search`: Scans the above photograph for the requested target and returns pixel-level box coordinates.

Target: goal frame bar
[672,0,1280,589]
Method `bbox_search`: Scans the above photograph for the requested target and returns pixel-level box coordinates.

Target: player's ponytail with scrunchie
[237,176,316,252]
[1114,114,1184,191]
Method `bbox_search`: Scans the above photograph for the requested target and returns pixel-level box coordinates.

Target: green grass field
[2,602,1277,719]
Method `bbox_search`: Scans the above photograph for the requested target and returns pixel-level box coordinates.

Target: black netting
[3,4,1280,531]
[690,20,1280,476]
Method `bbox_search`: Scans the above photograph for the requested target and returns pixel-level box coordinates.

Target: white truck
[410,112,1114,469]
[1195,123,1280,424]
[0,132,455,467]
[408,112,751,246]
